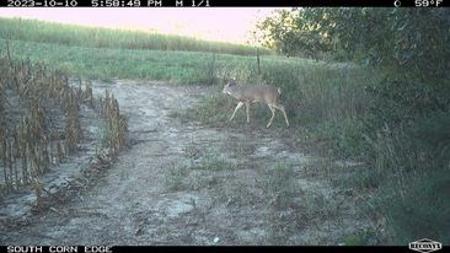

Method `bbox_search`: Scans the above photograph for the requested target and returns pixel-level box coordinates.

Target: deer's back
[233,85,280,104]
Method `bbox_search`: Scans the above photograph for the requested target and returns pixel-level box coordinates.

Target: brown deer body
[223,80,290,128]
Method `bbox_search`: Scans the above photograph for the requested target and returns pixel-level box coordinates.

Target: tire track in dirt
[1,80,370,245]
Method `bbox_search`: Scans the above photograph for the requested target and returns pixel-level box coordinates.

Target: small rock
[213,237,219,243]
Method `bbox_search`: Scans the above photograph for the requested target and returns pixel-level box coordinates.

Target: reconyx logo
[409,238,442,253]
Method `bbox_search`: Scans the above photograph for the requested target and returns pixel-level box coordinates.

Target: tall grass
[0,17,272,56]
[185,59,450,244]
[0,37,305,85]
[1,18,448,243]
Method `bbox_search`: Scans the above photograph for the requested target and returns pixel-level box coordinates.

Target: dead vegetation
[0,56,127,198]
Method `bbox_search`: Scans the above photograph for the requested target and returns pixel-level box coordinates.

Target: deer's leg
[272,104,290,127]
[266,104,276,128]
[245,102,250,123]
[229,102,244,121]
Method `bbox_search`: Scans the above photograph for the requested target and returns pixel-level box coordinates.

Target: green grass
[378,169,450,244]
[1,18,449,244]
[184,60,450,244]
[191,152,237,171]
[164,151,235,192]
[0,17,271,56]
[0,36,320,85]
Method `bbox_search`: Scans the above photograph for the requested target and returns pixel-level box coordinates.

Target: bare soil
[0,80,371,245]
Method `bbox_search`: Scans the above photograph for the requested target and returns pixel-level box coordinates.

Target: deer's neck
[230,86,247,100]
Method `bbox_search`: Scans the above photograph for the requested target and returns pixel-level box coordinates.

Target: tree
[258,8,450,82]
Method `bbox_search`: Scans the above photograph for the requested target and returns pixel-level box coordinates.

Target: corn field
[0,57,127,193]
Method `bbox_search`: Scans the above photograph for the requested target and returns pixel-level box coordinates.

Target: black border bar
[1,246,450,253]
[164,0,411,7]
[111,245,448,253]
[1,0,449,7]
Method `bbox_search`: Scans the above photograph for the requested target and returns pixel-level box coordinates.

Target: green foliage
[2,14,449,243]
[260,163,297,210]
[258,8,450,82]
[413,112,450,164]
[165,163,190,192]
[258,8,450,243]
[192,151,236,171]
[359,116,450,243]
[376,168,450,244]
[257,9,333,58]
[343,230,377,245]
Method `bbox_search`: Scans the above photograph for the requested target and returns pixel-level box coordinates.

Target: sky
[0,8,283,44]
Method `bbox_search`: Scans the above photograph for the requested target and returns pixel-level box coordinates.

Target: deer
[222,80,290,128]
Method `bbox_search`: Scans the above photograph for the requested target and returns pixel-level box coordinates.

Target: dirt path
[1,81,370,245]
